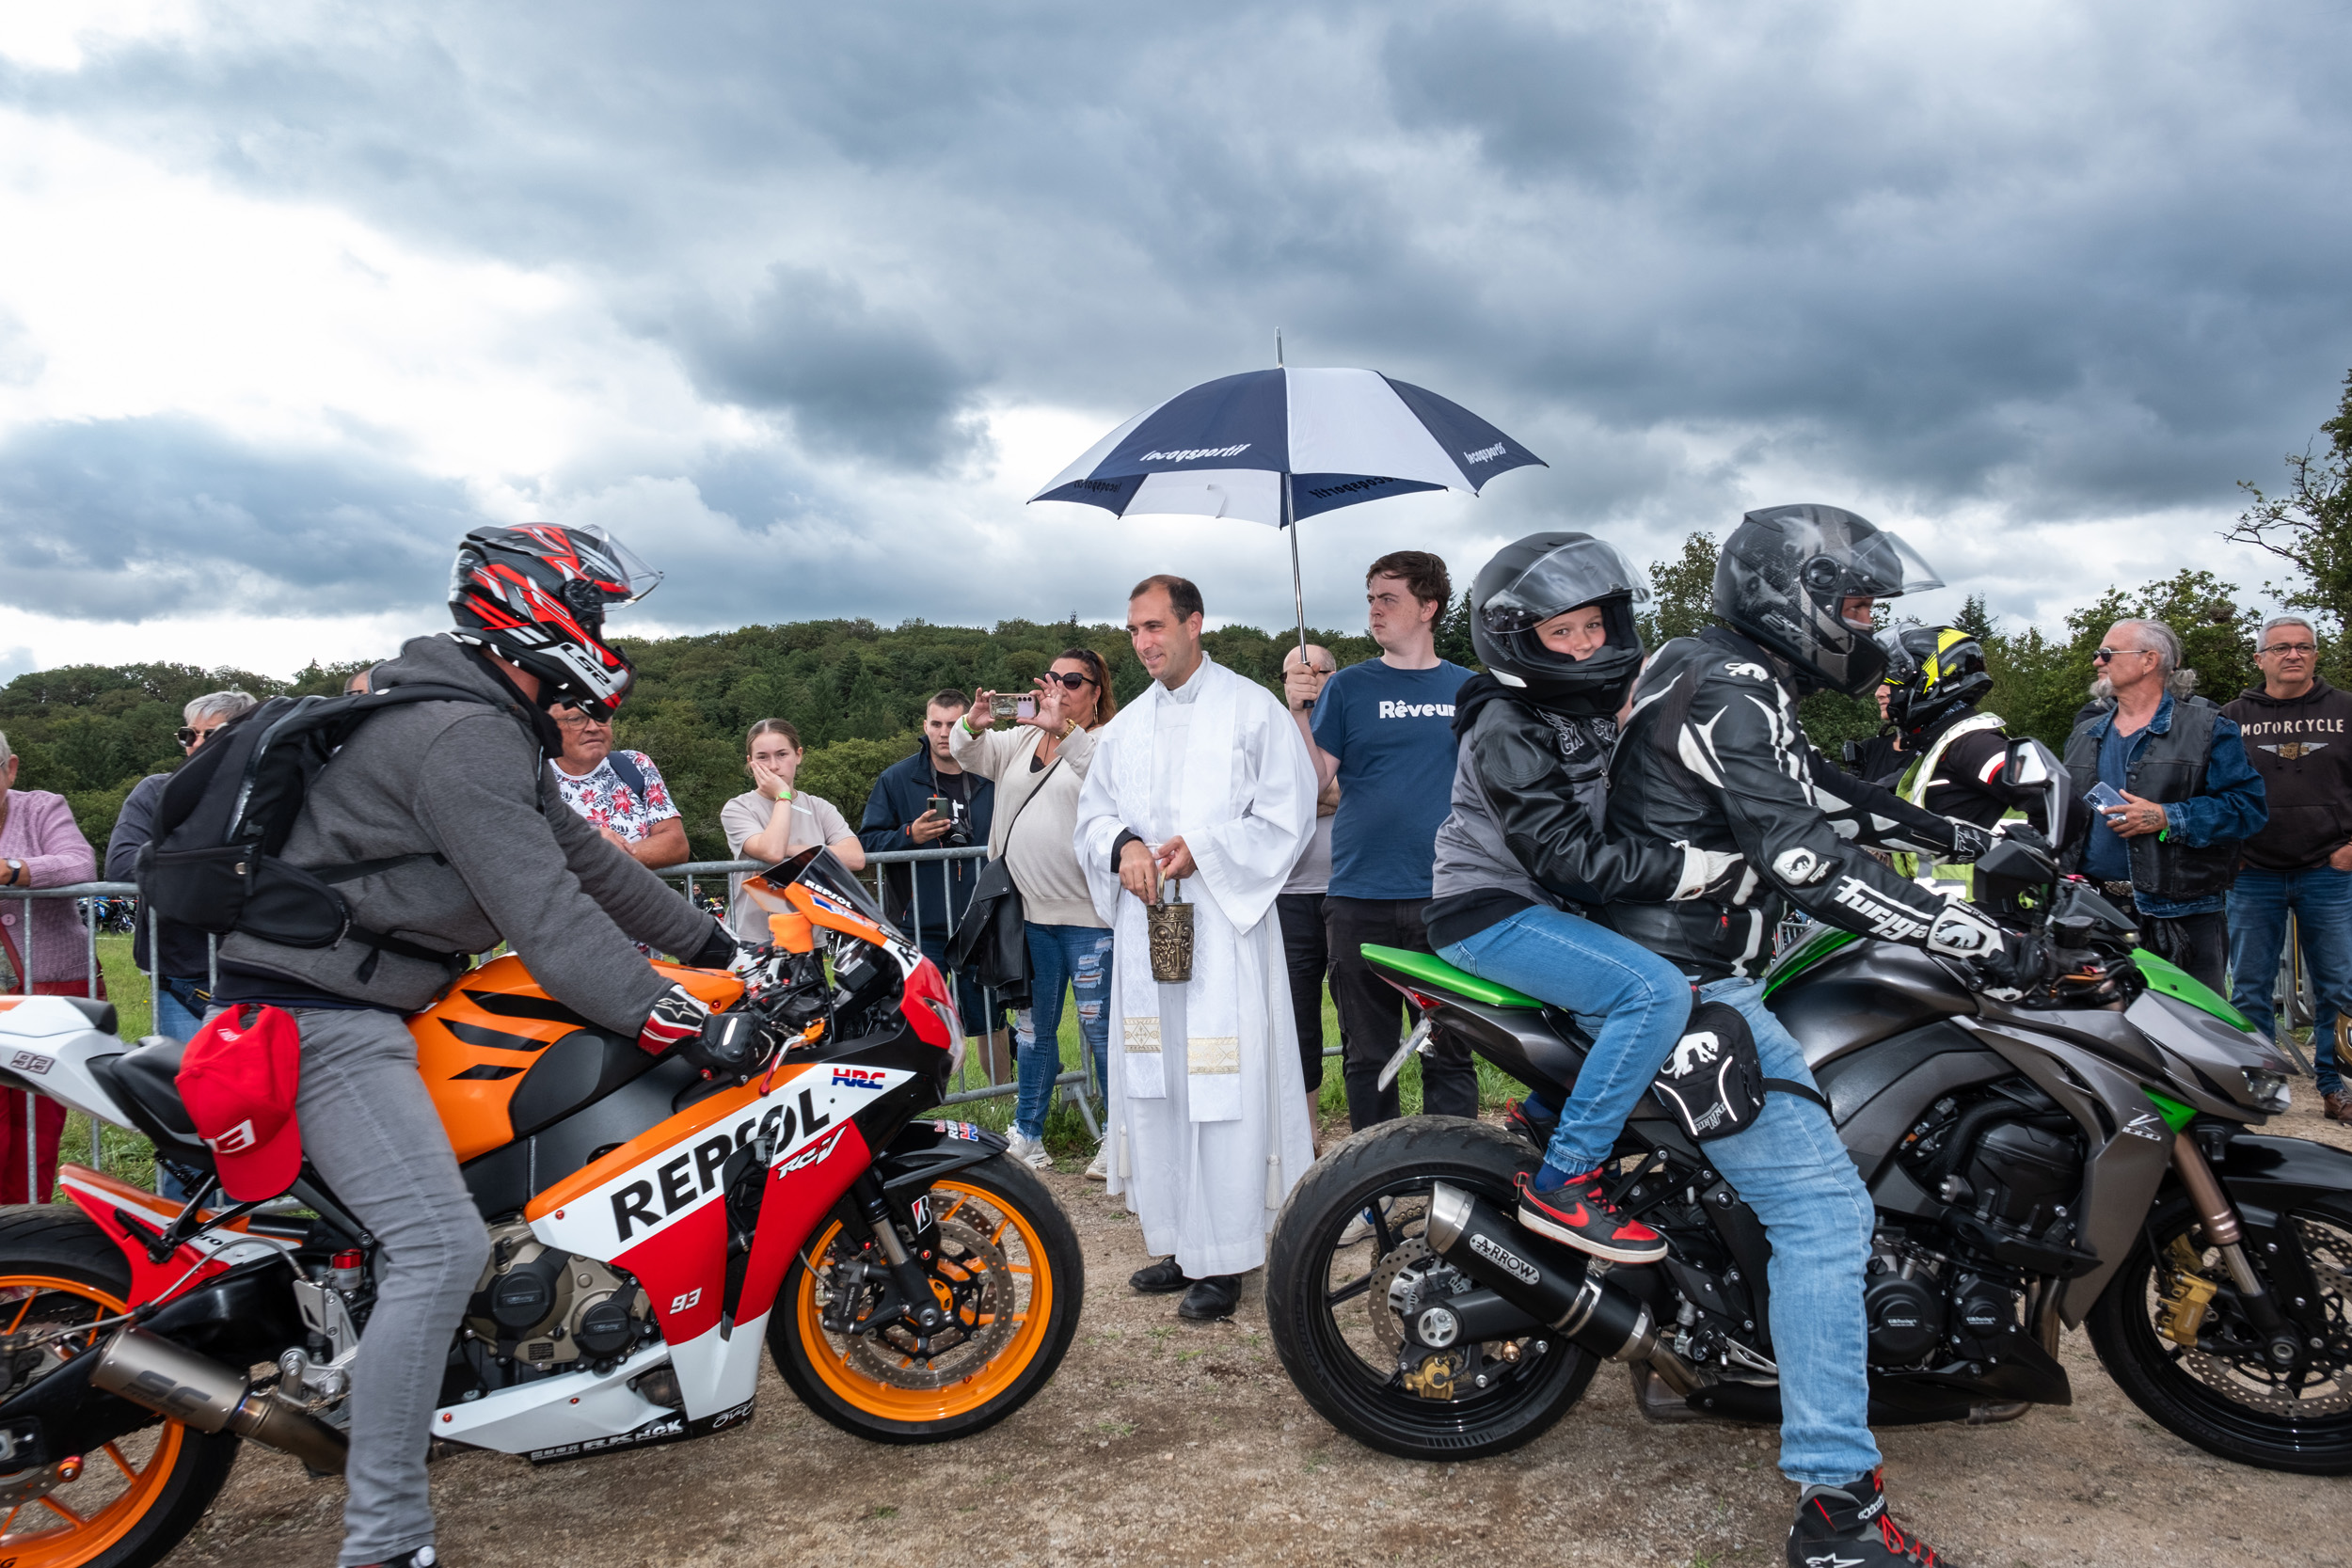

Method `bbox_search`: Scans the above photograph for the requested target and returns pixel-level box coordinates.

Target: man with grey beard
[2060,616,2265,992]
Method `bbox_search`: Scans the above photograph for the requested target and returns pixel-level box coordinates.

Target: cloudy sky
[2,0,2348,681]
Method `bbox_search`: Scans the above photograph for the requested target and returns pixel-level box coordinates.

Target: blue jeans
[1436,907,1689,1174]
[151,977,209,1202]
[2230,866,2352,1096]
[1012,925,1113,1140]
[1698,977,1881,1487]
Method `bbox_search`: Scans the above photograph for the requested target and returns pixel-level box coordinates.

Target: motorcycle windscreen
[739,845,901,942]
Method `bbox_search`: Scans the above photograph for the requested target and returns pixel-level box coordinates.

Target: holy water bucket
[1148,879,1194,983]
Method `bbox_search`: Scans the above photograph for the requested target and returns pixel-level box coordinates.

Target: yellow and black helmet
[1878,624,1993,740]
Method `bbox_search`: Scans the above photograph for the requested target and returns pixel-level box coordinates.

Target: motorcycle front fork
[827,1171,948,1336]
[2170,1134,2302,1368]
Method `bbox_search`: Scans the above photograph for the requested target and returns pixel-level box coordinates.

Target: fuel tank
[1761,936,1976,1073]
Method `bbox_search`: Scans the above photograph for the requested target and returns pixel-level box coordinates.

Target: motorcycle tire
[771,1152,1084,1443]
[2088,1192,2352,1474]
[0,1206,241,1567]
[1264,1116,1600,1462]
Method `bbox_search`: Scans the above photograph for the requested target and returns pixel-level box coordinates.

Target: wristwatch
[3,859,22,886]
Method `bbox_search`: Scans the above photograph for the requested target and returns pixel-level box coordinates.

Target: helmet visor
[1480,538,1651,634]
[1840,530,1944,600]
[567,525,664,606]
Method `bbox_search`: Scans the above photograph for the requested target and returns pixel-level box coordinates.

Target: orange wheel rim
[795,1178,1055,1422]
[0,1274,189,1567]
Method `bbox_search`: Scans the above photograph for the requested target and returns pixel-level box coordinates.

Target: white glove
[1672,844,1753,902]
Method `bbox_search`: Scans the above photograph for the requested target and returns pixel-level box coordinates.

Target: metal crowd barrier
[0,845,1108,1196]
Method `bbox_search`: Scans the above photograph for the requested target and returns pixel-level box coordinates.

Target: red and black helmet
[447,524,660,719]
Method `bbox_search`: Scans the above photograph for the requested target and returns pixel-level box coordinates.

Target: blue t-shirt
[1311,658,1474,899]
[2084,721,2139,884]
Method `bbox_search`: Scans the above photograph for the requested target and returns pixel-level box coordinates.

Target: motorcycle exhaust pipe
[1425,1181,1700,1394]
[92,1327,348,1475]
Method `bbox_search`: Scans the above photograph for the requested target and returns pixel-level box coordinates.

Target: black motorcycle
[1266,739,2352,1474]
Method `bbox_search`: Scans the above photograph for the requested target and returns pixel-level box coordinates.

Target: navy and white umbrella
[1030,366,1545,650]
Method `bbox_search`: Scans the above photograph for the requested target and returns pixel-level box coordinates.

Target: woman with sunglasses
[956,648,1120,1177]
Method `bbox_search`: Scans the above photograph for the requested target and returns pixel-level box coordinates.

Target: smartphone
[926,794,951,819]
[992,694,1040,720]
[2085,781,2128,814]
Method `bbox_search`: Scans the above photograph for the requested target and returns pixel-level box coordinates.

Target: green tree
[1433,589,1480,671]
[1639,531,1719,648]
[2225,369,2352,676]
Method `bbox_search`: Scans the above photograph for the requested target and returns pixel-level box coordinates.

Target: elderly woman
[956,648,1119,1178]
[0,726,102,1203]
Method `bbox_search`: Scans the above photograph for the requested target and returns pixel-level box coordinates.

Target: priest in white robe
[1075,574,1320,1320]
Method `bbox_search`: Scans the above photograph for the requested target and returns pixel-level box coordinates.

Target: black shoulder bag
[945,747,1063,1007]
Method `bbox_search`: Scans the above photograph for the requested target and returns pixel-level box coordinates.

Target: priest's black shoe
[1176,1275,1240,1320]
[1130,1257,1192,1293]
[1787,1468,1947,1566]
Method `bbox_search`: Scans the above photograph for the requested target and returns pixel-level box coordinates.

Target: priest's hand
[1156,836,1199,881]
[1119,839,1162,903]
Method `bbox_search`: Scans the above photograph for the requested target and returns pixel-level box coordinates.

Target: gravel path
[164,1097,2352,1568]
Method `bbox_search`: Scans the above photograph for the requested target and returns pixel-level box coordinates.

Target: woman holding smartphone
[719,719,867,942]
[955,648,1120,1177]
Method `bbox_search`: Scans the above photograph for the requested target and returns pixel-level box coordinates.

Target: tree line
[6,372,2346,868]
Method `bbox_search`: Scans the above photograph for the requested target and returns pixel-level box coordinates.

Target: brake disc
[2178,1216,2352,1417]
[842,1217,1017,1390]
[1366,1237,1432,1354]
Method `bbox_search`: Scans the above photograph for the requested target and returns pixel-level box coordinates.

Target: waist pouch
[1650,999,1828,1142]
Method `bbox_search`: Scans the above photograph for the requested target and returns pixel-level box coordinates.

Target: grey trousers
[289,1007,490,1567]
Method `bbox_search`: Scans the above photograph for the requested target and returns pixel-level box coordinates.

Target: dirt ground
[165,1096,2352,1568]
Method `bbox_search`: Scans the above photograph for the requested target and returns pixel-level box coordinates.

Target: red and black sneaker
[1514,1168,1667,1265]
[1502,1099,1559,1151]
[1788,1468,1947,1567]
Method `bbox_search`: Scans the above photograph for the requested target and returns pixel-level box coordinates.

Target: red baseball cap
[175,1005,304,1204]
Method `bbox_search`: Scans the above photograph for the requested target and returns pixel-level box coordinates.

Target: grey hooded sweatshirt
[218,633,711,1034]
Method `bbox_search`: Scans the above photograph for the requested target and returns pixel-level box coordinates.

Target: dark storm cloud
[667,264,988,471]
[0,416,467,620]
[5,0,2352,637]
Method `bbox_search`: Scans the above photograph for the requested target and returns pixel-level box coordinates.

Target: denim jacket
[2068,693,2265,917]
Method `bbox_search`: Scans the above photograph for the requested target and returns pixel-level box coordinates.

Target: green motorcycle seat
[1359,943,1542,1009]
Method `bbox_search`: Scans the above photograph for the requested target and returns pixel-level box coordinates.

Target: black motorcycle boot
[1788,1469,1947,1567]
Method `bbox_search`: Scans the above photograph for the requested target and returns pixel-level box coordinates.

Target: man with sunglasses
[2061,617,2265,993]
[2224,614,2352,1118]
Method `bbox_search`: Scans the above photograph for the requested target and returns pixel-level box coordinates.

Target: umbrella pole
[1283,472,1308,665]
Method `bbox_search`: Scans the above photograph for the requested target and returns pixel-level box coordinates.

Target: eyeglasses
[553,713,610,730]
[2092,646,2153,663]
[175,726,219,747]
[1042,671,1096,689]
[2263,642,2318,657]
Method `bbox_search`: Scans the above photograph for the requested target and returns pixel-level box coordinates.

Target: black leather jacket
[1602,628,1985,981]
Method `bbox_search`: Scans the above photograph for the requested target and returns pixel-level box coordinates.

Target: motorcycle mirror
[2006,736,2069,846]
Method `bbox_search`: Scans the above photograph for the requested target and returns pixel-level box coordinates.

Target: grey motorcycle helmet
[1711,504,1944,695]
[1470,531,1650,712]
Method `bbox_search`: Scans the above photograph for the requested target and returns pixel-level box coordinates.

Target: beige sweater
[947,719,1104,927]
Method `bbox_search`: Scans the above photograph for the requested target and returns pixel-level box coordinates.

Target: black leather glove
[687,920,743,970]
[1966,928,2054,1000]
[679,1010,771,1079]
[1945,821,1994,863]
[1994,821,2052,855]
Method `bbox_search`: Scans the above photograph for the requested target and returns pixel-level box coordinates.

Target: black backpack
[135,684,501,981]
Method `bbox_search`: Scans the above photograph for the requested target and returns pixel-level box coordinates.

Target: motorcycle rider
[1604,505,2040,1568]
[211,524,754,1568]
[1425,532,1743,1262]
[1877,623,2046,832]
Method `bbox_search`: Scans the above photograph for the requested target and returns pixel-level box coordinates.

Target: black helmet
[1879,624,1993,741]
[1711,503,1943,695]
[1470,532,1649,713]
[448,523,661,719]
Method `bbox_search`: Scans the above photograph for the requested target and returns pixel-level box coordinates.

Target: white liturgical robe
[1074,655,1320,1278]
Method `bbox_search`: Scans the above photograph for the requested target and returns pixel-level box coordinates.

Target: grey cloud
[0,416,467,620]
[3,0,2351,641]
[667,264,988,472]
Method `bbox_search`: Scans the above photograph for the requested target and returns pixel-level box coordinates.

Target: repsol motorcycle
[0,847,1083,1567]
[1267,740,2352,1475]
